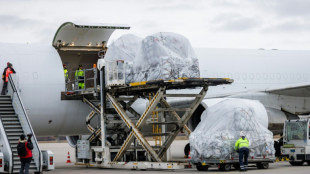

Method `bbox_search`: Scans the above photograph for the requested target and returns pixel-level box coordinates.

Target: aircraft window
[33,72,38,79]
[270,73,275,80]
[249,73,254,80]
[241,73,247,80]
[276,73,281,80]
[255,73,261,80]
[296,73,302,80]
[289,73,294,80]
[283,73,289,80]
[263,73,268,80]
[302,73,307,80]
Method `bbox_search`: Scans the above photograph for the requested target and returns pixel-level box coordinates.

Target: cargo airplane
[0,22,309,148]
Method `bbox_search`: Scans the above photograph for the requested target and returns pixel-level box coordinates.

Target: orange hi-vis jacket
[5,67,14,82]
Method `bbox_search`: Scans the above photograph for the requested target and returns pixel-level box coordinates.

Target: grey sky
[0,0,309,50]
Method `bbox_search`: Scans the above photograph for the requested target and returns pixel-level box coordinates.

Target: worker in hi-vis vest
[235,131,249,172]
[75,65,84,89]
[63,64,68,82]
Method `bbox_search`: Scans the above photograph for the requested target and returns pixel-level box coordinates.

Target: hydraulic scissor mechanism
[149,93,161,146]
[107,86,207,162]
[83,98,102,143]
[62,77,233,169]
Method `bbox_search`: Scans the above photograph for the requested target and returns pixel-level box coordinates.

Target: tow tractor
[281,119,310,166]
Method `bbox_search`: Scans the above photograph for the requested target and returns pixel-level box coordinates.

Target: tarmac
[38,140,310,174]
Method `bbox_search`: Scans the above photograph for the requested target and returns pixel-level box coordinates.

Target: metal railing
[65,68,98,93]
[106,60,125,86]
[0,119,13,172]
[7,74,42,173]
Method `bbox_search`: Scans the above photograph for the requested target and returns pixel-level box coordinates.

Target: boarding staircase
[0,75,42,173]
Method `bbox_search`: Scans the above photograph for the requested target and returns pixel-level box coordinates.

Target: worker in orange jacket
[1,62,16,95]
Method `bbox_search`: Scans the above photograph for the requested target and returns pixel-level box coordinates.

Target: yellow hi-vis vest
[235,137,249,150]
[75,69,84,81]
[64,69,68,79]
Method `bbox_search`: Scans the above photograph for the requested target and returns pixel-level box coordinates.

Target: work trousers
[239,147,249,171]
[78,82,85,89]
[19,157,32,174]
[1,82,7,95]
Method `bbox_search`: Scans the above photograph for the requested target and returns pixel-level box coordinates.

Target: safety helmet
[240,131,245,137]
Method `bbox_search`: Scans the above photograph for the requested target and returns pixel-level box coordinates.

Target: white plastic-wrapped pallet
[133,32,200,82]
[105,32,200,83]
[104,34,142,84]
[189,98,275,160]
[105,34,142,61]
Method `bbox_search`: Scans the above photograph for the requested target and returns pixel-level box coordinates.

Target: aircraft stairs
[0,75,42,173]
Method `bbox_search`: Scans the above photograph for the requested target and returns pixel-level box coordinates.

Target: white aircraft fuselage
[1,43,309,137]
[0,43,90,136]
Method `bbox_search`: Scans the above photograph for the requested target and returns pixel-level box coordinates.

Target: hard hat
[240,131,245,137]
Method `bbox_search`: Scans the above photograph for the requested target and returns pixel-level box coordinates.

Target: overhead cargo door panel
[52,22,130,88]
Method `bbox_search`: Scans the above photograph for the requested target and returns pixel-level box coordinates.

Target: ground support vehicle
[61,59,233,170]
[191,153,275,171]
[281,119,310,166]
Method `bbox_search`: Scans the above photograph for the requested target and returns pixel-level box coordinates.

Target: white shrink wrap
[105,32,200,84]
[189,99,275,160]
[104,34,142,83]
[105,34,142,61]
[133,32,200,82]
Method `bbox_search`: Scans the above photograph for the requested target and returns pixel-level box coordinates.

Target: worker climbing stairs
[0,75,43,173]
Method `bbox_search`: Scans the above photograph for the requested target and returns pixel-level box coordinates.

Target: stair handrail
[0,119,13,173]
[7,74,42,173]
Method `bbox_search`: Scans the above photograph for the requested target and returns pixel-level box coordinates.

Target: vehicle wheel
[257,163,263,169]
[307,161,310,166]
[196,165,208,171]
[233,164,240,170]
[289,161,304,166]
[262,163,269,169]
[219,164,231,171]
[184,143,190,158]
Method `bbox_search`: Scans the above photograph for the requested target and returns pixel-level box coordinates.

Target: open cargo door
[53,22,130,51]
[52,22,130,88]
